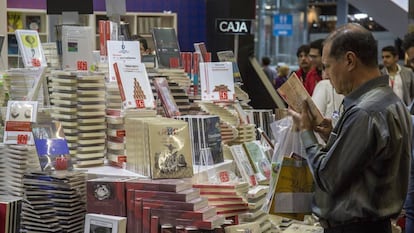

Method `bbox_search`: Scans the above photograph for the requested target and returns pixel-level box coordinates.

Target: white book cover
[200,62,235,101]
[113,62,155,109]
[4,101,39,145]
[15,29,47,68]
[107,40,141,82]
[84,213,126,233]
[61,26,94,71]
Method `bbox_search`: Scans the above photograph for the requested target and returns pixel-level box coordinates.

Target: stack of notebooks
[124,117,193,179]
[50,71,106,167]
[193,182,249,220]
[176,115,223,165]
[239,185,274,233]
[126,178,225,232]
[21,171,86,233]
[0,144,40,197]
[0,195,22,233]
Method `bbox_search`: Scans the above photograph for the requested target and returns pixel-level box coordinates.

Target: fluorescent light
[354,13,368,20]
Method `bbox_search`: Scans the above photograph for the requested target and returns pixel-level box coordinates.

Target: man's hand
[315,118,333,142]
[288,99,315,131]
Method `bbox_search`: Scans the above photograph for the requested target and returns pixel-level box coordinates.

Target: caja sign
[215,19,253,35]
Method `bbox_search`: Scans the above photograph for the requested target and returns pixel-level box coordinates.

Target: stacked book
[0,195,22,233]
[21,171,86,233]
[50,71,106,167]
[176,115,223,165]
[0,144,40,197]
[105,81,122,110]
[245,109,274,140]
[239,185,274,233]
[193,182,249,220]
[41,42,59,69]
[105,109,126,168]
[125,117,193,179]
[126,178,225,232]
[231,124,256,145]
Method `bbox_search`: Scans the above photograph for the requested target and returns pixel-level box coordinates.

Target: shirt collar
[342,75,389,111]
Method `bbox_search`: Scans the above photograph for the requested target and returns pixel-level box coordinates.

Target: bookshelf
[5,9,177,69]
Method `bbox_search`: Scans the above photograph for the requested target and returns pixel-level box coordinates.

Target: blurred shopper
[304,39,324,95]
[294,44,311,84]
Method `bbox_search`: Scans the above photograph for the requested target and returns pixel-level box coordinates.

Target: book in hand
[84,213,127,233]
[14,29,47,67]
[277,72,324,124]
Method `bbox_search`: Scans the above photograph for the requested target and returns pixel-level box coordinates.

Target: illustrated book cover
[61,26,94,71]
[199,62,235,101]
[152,27,181,68]
[14,29,47,67]
[107,40,141,82]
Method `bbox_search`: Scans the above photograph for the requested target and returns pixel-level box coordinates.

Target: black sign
[215,19,253,35]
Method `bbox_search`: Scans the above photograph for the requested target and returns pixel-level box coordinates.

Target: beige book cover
[277,72,324,125]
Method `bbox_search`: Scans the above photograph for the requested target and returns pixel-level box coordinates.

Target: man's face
[308,48,323,70]
[322,43,349,95]
[381,51,398,69]
[297,51,311,70]
[406,47,414,69]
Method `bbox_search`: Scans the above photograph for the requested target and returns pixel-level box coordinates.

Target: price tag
[136,99,145,108]
[77,60,88,71]
[218,171,230,182]
[31,58,41,67]
[219,90,228,100]
[17,134,28,144]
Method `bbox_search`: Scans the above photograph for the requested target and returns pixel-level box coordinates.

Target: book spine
[135,198,143,233]
[99,20,106,56]
[142,207,151,233]
[151,216,160,233]
[126,189,135,233]
[113,63,126,103]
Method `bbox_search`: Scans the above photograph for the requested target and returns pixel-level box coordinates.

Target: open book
[276,73,324,125]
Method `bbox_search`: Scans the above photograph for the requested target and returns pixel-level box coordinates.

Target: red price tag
[17,134,28,144]
[31,58,41,67]
[218,171,230,182]
[77,61,88,70]
[219,90,228,100]
[136,99,145,108]
[55,156,68,170]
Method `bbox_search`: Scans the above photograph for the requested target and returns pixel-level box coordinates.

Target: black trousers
[323,218,391,233]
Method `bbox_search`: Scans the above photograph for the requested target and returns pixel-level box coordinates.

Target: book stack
[41,42,59,69]
[245,109,274,140]
[193,182,249,220]
[50,71,106,167]
[76,73,106,167]
[126,178,225,232]
[0,196,22,233]
[0,144,40,197]
[176,115,223,165]
[124,117,193,179]
[105,109,126,168]
[21,171,86,233]
[105,81,122,110]
[239,185,274,233]
[231,124,256,145]
[234,85,251,106]
[4,69,45,105]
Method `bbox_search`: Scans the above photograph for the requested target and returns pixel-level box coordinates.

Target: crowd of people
[262,24,414,233]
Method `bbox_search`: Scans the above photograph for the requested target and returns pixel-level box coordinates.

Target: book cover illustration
[15,29,47,67]
[148,120,193,179]
[61,26,94,71]
[25,15,41,32]
[4,101,38,145]
[32,121,72,171]
[107,40,141,82]
[200,62,235,101]
[7,12,23,32]
[243,141,271,182]
[113,62,155,109]
[153,77,180,117]
[84,213,127,233]
[152,27,181,68]
[230,145,257,187]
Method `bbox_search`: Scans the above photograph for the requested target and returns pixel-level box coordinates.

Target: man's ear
[345,51,356,71]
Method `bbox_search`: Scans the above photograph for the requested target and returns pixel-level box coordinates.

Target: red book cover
[0,203,8,233]
[126,178,192,193]
[98,20,106,56]
[126,189,136,233]
[151,216,160,233]
[149,206,217,221]
[143,207,151,233]
[134,188,200,202]
[135,198,143,233]
[105,20,111,56]
[86,177,129,216]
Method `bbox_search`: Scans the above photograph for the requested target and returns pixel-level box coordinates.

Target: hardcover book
[134,188,200,202]
[230,145,257,187]
[216,50,241,82]
[152,27,181,68]
[84,213,127,233]
[14,29,47,67]
[199,62,235,101]
[61,26,94,71]
[126,178,192,193]
[87,177,133,217]
[243,141,271,182]
[107,40,141,82]
[153,77,180,117]
[113,62,155,109]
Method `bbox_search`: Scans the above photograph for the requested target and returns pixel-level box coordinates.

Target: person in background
[380,45,414,105]
[402,31,414,233]
[274,65,290,89]
[294,44,311,84]
[261,56,277,85]
[131,34,151,56]
[312,70,344,126]
[304,39,324,95]
[290,23,411,233]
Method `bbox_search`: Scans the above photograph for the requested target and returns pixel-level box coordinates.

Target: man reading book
[289,23,411,233]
